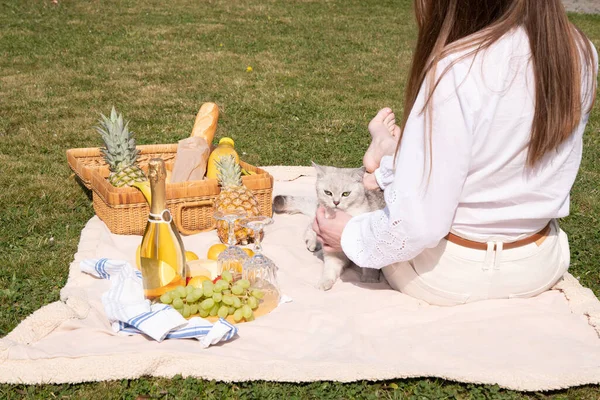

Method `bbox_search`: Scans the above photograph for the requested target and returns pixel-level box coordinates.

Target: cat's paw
[317,277,336,291]
[304,228,319,252]
[306,238,320,252]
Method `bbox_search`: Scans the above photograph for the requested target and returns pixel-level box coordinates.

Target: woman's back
[451,27,598,241]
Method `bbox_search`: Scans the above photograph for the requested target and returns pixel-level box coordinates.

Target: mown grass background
[0,0,598,398]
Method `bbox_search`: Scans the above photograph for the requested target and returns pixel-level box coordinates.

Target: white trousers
[382,220,570,306]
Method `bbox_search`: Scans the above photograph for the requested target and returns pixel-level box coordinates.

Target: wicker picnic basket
[66,144,274,236]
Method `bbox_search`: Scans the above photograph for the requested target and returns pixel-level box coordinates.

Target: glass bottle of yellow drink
[206,137,240,179]
[139,158,186,299]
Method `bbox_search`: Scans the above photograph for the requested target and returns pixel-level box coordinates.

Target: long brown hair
[398,0,597,167]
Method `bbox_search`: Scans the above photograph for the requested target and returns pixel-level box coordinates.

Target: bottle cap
[148,158,166,182]
[219,137,235,147]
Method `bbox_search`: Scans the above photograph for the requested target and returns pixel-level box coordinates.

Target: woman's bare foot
[363,172,380,190]
[363,108,401,173]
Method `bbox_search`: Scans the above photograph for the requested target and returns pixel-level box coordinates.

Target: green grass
[0,0,598,398]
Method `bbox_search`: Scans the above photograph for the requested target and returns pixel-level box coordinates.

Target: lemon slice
[185,251,199,261]
[158,261,178,286]
[207,243,227,260]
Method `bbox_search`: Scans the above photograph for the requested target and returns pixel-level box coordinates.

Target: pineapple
[95,107,147,187]
[214,155,261,245]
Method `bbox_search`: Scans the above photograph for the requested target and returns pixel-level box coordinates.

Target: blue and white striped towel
[80,258,238,347]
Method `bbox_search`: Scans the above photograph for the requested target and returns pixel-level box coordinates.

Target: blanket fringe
[1,301,79,348]
[553,273,600,336]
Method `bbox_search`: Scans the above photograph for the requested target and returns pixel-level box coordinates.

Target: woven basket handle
[173,200,216,236]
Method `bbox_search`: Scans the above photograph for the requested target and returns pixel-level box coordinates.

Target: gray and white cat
[273,162,386,291]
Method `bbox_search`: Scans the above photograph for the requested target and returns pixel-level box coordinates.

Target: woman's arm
[340,58,480,269]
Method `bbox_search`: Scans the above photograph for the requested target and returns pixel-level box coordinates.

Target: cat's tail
[273,195,317,218]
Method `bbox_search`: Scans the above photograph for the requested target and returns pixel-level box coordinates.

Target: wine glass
[213,210,249,278]
[240,216,280,302]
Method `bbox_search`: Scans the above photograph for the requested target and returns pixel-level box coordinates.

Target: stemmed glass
[213,210,249,279]
[240,216,280,302]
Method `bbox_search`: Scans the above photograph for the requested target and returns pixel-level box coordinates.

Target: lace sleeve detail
[373,156,395,190]
[341,57,477,269]
[341,209,415,269]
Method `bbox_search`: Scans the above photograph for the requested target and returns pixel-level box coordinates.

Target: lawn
[0,0,599,398]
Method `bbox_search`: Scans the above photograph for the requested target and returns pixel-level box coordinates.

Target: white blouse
[341,27,598,270]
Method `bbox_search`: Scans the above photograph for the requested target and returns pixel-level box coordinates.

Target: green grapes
[216,281,229,292]
[186,293,197,303]
[233,309,244,322]
[182,304,191,318]
[231,285,244,296]
[200,298,215,310]
[221,270,233,283]
[238,279,251,289]
[157,273,269,323]
[222,295,234,306]
[212,284,224,294]
[217,305,229,319]
[241,305,253,319]
[160,293,172,304]
[247,296,259,310]
[172,298,184,309]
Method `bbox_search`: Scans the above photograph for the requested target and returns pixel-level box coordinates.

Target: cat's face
[313,163,366,211]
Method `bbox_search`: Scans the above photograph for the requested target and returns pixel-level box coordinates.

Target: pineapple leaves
[94,107,145,185]
[215,154,243,187]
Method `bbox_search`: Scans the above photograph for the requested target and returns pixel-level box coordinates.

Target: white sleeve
[373,156,395,190]
[341,58,479,269]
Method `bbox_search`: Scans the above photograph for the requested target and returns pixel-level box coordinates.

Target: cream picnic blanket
[1,166,600,391]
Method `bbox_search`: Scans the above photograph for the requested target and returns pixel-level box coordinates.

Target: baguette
[190,102,219,145]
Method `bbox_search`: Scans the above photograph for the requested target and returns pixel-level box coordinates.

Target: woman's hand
[312,206,353,252]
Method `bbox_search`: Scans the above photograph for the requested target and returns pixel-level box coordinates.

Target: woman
[313,0,598,305]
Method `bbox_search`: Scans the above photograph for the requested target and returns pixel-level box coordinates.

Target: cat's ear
[351,166,366,181]
[311,161,326,177]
